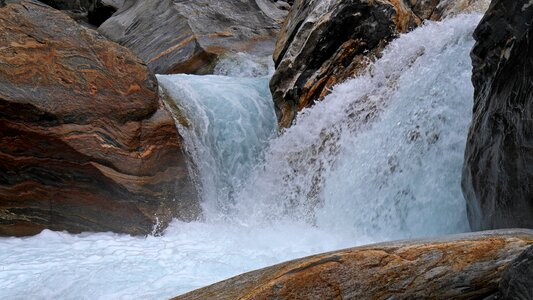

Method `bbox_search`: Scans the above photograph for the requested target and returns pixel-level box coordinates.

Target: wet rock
[432,0,490,19]
[0,0,200,236]
[270,0,488,128]
[98,0,286,75]
[462,0,533,231]
[174,229,533,299]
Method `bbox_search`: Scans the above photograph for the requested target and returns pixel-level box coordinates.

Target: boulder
[98,0,286,75]
[462,0,533,231]
[175,229,533,299]
[0,0,200,236]
[270,0,488,128]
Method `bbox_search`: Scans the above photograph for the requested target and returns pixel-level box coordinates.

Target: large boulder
[462,0,533,231]
[270,0,489,127]
[98,0,287,75]
[175,229,533,299]
[0,0,200,236]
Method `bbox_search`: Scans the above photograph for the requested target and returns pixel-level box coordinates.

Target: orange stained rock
[175,230,533,300]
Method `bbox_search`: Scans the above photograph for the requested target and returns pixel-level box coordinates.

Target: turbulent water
[0,15,480,299]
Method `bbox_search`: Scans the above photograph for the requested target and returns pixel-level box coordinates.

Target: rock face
[270,0,488,127]
[98,0,286,75]
[0,0,200,236]
[175,229,533,299]
[462,0,533,231]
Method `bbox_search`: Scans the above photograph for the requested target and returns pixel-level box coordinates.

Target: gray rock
[101,0,122,10]
[499,245,533,299]
[462,0,533,231]
[98,0,286,75]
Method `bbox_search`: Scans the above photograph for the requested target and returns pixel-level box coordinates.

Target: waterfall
[0,14,481,299]
[159,14,476,241]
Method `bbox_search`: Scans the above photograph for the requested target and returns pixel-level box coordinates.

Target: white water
[0,15,480,299]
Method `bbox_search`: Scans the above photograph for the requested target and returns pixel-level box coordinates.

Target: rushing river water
[0,14,480,299]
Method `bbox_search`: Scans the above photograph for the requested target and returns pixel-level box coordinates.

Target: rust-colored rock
[271,0,489,128]
[175,229,533,299]
[0,0,200,236]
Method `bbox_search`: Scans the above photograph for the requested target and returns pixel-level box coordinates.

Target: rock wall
[98,0,287,75]
[0,0,200,236]
[462,0,533,231]
[175,229,533,299]
[270,0,489,127]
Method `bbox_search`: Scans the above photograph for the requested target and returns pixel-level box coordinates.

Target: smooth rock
[270,0,489,128]
[0,0,200,236]
[462,0,533,231]
[98,0,286,75]
[175,229,533,299]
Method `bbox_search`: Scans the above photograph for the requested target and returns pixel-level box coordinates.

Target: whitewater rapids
[0,14,480,299]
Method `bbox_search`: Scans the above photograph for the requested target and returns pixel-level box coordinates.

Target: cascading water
[0,14,481,299]
[156,54,277,217]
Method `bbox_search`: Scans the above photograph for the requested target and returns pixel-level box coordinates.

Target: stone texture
[0,0,200,236]
[174,229,533,299]
[462,0,533,231]
[98,0,286,75]
[497,245,533,299]
[270,0,488,127]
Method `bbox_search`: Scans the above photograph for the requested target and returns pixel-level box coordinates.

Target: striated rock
[462,0,533,231]
[175,229,533,299]
[0,0,200,236]
[496,245,533,299]
[98,0,286,75]
[270,0,488,127]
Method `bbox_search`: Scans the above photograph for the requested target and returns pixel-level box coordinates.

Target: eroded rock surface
[175,230,533,299]
[270,0,488,127]
[462,0,533,231]
[98,0,286,75]
[0,0,200,236]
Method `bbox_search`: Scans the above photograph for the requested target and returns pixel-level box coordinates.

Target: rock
[0,0,200,236]
[174,229,533,299]
[432,0,490,19]
[497,245,533,299]
[270,0,488,127]
[462,0,533,231]
[37,0,118,27]
[100,0,122,10]
[98,0,286,75]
